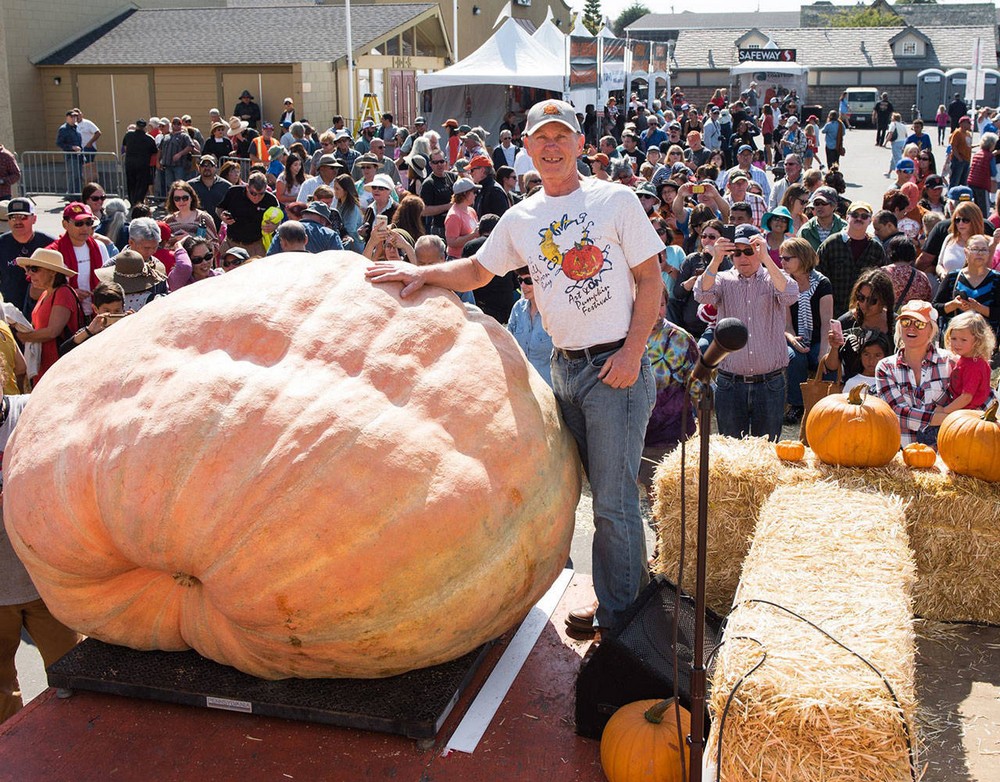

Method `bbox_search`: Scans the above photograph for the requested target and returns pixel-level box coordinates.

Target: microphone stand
[687,380,714,782]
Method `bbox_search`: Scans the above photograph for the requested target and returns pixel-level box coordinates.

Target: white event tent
[417,18,567,135]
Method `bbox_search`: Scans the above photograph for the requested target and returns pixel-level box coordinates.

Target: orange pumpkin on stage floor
[2,252,581,680]
[600,698,691,782]
[805,384,900,467]
[938,401,1000,482]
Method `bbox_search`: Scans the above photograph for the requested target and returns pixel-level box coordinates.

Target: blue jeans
[786,343,821,407]
[950,159,970,187]
[888,140,905,174]
[165,165,188,190]
[551,348,655,630]
[715,370,787,441]
[63,154,82,196]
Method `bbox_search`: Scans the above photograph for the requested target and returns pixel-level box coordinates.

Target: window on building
[901,41,917,56]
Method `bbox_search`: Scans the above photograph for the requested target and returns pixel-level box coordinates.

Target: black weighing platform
[47,637,493,739]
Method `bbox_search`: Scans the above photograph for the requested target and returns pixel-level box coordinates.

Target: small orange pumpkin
[775,439,806,461]
[938,401,1000,482]
[806,384,900,467]
[902,443,937,469]
[600,698,690,782]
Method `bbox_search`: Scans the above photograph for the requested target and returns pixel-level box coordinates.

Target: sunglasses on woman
[953,216,972,224]
[173,194,191,202]
[518,276,533,285]
[191,252,213,264]
[898,317,928,330]
[222,257,244,269]
[88,195,106,202]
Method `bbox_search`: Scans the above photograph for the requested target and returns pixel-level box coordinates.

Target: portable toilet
[945,68,969,106]
[983,69,1000,109]
[916,69,946,121]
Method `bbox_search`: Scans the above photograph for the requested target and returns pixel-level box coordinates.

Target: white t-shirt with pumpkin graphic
[476,177,663,350]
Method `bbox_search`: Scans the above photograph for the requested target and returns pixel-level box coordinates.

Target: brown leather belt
[554,339,627,360]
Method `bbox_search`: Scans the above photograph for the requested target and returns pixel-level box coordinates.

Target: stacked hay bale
[652,435,1000,624]
[706,483,917,781]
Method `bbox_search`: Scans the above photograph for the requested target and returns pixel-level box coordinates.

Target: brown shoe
[565,600,598,633]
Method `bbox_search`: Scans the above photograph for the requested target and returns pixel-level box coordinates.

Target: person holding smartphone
[58,281,133,354]
[694,224,798,440]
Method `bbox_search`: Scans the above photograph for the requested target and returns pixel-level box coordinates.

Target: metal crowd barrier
[19,151,126,200]
[220,156,253,182]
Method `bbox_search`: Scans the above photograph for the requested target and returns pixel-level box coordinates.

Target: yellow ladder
[357,93,382,133]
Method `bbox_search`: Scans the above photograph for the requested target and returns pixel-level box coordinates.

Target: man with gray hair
[275,221,308,253]
[414,234,447,266]
[967,132,998,215]
[768,153,803,210]
[217,171,280,257]
[266,201,343,255]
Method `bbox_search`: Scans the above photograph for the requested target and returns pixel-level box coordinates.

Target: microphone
[689,317,748,386]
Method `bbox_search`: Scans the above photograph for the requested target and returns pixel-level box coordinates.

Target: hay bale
[651,435,1000,624]
[706,483,918,781]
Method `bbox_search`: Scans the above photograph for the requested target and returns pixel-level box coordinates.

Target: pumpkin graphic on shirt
[537,214,609,282]
[562,242,604,280]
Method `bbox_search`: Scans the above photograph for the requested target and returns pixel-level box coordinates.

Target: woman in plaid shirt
[875,300,952,447]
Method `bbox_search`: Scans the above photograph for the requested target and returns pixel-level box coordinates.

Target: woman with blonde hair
[938,201,984,280]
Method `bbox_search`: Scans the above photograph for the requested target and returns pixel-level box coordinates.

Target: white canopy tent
[730,61,809,104]
[418,18,567,135]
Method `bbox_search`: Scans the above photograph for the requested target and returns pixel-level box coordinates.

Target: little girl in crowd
[936,311,996,417]
[842,333,890,395]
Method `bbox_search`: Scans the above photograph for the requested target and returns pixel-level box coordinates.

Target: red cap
[157,220,171,243]
[62,202,93,221]
[469,155,492,170]
[442,118,459,129]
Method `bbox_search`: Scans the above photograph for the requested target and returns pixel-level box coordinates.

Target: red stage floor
[0,575,606,782]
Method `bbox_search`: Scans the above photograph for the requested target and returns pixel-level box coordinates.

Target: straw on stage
[651,435,1000,624]
[705,483,918,782]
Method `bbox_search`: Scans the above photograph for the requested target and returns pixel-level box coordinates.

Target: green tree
[583,0,603,36]
[613,3,650,36]
[830,6,903,26]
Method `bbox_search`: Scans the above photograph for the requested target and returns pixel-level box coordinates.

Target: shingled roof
[671,25,998,71]
[627,11,800,32]
[36,3,438,66]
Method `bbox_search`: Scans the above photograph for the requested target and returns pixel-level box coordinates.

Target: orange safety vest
[251,135,277,161]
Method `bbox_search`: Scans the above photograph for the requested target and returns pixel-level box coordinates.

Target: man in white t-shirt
[72,108,101,185]
[367,99,664,637]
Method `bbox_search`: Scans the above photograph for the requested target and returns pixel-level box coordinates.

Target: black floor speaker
[575,574,724,739]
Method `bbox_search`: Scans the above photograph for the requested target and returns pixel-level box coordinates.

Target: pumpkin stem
[847,384,866,405]
[984,401,999,423]
[643,698,677,724]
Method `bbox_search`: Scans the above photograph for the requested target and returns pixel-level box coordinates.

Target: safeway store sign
[738,48,797,62]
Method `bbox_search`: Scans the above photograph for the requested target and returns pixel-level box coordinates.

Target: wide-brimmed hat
[302,201,332,224]
[404,153,427,174]
[226,117,249,137]
[268,145,287,161]
[96,250,166,294]
[364,173,396,192]
[761,205,794,231]
[211,121,227,133]
[239,90,254,99]
[16,248,77,277]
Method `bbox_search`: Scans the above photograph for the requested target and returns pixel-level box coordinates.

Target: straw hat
[16,248,77,277]
[226,117,249,137]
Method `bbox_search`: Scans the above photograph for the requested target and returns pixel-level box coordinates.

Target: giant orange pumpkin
[2,252,581,679]
[805,384,900,467]
[938,401,1000,482]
